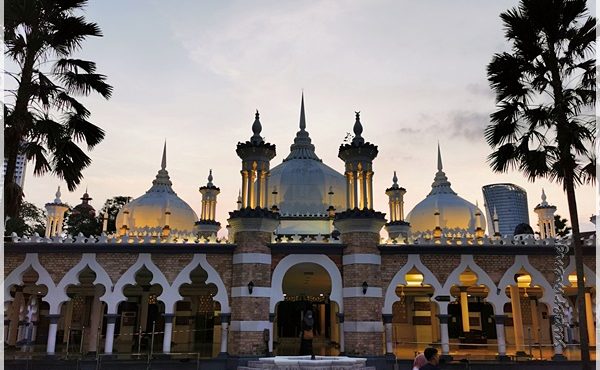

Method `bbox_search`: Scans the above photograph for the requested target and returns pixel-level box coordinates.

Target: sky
[15,0,597,234]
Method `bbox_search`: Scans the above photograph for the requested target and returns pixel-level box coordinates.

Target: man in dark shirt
[419,347,440,370]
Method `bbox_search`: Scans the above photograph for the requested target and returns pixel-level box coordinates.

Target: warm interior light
[516,274,532,288]
[406,273,424,287]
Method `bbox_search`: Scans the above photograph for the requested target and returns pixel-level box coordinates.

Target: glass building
[482,183,530,236]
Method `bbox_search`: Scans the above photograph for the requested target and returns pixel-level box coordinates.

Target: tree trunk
[564,172,590,369]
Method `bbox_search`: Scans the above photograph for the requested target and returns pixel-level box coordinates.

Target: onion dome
[514,223,534,236]
[71,188,96,217]
[269,93,346,216]
[406,144,485,234]
[116,143,198,233]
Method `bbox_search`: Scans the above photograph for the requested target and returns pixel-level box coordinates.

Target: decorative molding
[342,254,381,265]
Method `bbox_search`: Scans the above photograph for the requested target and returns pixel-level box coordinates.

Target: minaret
[227,109,279,357]
[333,111,386,356]
[492,207,501,238]
[474,201,485,239]
[385,171,411,239]
[534,189,557,239]
[196,169,221,237]
[44,186,69,238]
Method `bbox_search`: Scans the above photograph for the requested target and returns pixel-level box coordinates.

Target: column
[367,172,374,209]
[255,170,263,208]
[263,173,270,209]
[383,314,394,355]
[494,315,509,360]
[319,304,326,337]
[430,302,439,342]
[87,293,103,353]
[17,302,27,343]
[46,314,61,354]
[8,288,24,346]
[219,313,230,356]
[509,285,525,353]
[550,315,567,360]
[30,321,39,344]
[346,174,352,209]
[248,171,256,208]
[62,300,74,344]
[162,314,174,353]
[104,314,119,354]
[330,307,339,353]
[241,171,248,208]
[437,314,451,358]
[530,298,540,343]
[459,287,470,332]
[361,171,368,209]
[585,289,596,347]
[337,313,345,354]
[139,288,150,331]
[268,313,275,356]
[352,171,359,209]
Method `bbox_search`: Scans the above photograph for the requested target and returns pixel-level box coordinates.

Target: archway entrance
[274,263,340,356]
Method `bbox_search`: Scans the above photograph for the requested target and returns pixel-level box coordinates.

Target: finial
[352,111,364,144]
[207,169,213,186]
[392,171,398,186]
[251,110,263,144]
[437,142,443,171]
[54,186,62,203]
[161,141,167,170]
[299,92,306,131]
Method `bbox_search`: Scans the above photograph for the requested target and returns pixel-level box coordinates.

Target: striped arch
[497,255,554,308]
[4,253,60,314]
[106,253,171,314]
[53,254,113,309]
[442,255,502,312]
[383,254,442,314]
[170,254,230,314]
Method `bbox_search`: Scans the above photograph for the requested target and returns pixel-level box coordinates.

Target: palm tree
[485,0,595,367]
[4,0,113,220]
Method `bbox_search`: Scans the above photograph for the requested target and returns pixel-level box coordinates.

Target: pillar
[87,292,103,353]
[337,313,345,354]
[550,315,567,360]
[530,298,540,343]
[268,313,275,356]
[104,314,119,354]
[8,288,24,346]
[162,314,174,353]
[509,285,525,353]
[139,288,150,331]
[494,315,509,360]
[319,304,326,337]
[46,314,61,354]
[383,314,394,355]
[62,300,74,344]
[585,290,595,347]
[459,287,470,332]
[437,314,451,358]
[219,313,230,356]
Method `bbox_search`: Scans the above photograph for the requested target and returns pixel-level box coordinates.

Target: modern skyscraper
[482,183,530,236]
[3,154,27,189]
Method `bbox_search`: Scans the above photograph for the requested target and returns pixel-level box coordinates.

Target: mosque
[4,97,596,368]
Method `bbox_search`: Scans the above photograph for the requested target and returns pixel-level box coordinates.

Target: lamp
[248,281,254,295]
[362,281,368,295]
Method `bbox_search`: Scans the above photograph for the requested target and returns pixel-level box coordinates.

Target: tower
[44,186,69,238]
[195,169,221,237]
[384,171,410,239]
[334,111,386,356]
[534,189,557,239]
[482,183,529,236]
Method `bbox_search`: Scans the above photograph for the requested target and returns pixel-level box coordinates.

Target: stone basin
[242,356,370,370]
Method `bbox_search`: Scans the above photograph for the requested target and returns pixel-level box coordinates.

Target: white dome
[406,146,485,234]
[269,96,346,216]
[116,145,198,233]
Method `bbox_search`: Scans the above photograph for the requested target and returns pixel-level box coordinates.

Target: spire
[283,93,321,162]
[54,186,62,204]
[161,141,167,170]
[207,169,214,187]
[352,111,365,145]
[392,171,399,189]
[251,110,263,144]
[429,143,456,196]
[150,143,174,192]
[540,188,548,206]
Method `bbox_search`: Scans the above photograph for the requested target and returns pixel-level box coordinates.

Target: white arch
[106,254,171,314]
[562,256,597,287]
[383,254,442,314]
[170,254,230,313]
[442,255,502,312]
[52,254,113,309]
[3,254,61,314]
[270,254,343,313]
[497,255,554,308]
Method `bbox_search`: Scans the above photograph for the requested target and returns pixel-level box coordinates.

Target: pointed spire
[437,141,443,171]
[352,111,364,144]
[251,110,263,144]
[161,141,167,170]
[391,171,399,189]
[54,186,62,204]
[299,92,306,132]
[541,188,547,205]
[207,169,214,187]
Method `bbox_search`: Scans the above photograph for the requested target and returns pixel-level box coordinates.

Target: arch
[106,253,171,313]
[497,255,554,308]
[270,254,343,313]
[562,256,597,287]
[52,254,113,310]
[170,254,230,313]
[442,255,502,312]
[4,254,58,312]
[383,254,442,314]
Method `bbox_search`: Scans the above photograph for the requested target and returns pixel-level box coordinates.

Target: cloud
[394,111,489,142]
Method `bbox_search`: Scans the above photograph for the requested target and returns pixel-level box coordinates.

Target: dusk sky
[17,0,597,233]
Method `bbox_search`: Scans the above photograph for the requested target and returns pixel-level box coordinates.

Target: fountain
[239,355,374,370]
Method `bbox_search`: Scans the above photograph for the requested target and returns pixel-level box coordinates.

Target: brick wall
[420,255,461,283]
[473,255,515,284]
[96,253,139,284]
[344,332,384,355]
[380,255,408,295]
[152,254,194,283]
[528,255,562,284]
[232,263,270,287]
[4,253,25,278]
[234,231,271,253]
[229,331,267,355]
[341,232,380,254]
[38,254,82,284]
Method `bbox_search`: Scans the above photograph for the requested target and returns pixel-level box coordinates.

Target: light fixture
[248,281,254,295]
[524,287,529,298]
[362,281,368,295]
